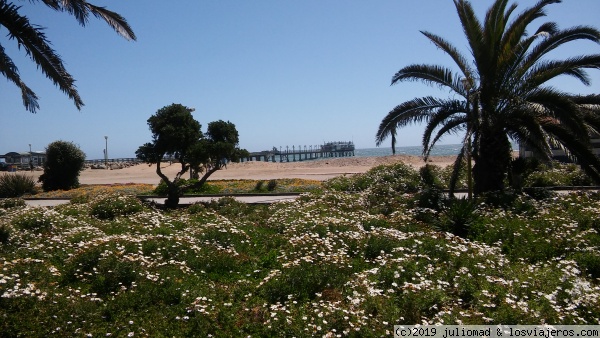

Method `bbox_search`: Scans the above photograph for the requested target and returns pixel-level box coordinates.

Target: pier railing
[245,145,355,162]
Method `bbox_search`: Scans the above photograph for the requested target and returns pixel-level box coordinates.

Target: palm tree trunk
[472,127,512,195]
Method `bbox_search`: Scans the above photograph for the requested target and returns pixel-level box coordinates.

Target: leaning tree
[376,0,600,195]
[136,103,246,207]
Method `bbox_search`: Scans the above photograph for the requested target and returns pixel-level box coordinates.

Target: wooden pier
[245,142,355,162]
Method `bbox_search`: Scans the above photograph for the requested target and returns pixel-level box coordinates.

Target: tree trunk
[155,161,181,208]
[472,127,512,195]
[184,166,220,193]
[165,182,180,208]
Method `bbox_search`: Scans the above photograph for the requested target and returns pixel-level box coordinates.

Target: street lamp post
[104,136,108,169]
[29,144,33,171]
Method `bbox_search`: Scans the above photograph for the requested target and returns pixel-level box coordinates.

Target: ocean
[354,144,463,158]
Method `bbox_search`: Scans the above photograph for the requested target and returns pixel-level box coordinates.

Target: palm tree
[376,0,600,195]
[0,0,136,113]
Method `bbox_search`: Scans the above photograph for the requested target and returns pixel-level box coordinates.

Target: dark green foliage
[254,181,264,191]
[136,104,202,207]
[420,164,442,188]
[364,235,397,260]
[260,261,350,303]
[205,196,248,218]
[39,140,86,191]
[574,252,600,280]
[0,173,36,197]
[137,104,247,207]
[267,179,278,191]
[436,198,479,238]
[510,157,542,190]
[0,225,10,244]
[416,187,445,210]
[153,178,220,195]
[187,202,206,214]
[523,187,555,201]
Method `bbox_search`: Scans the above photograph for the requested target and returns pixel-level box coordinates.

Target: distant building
[519,135,600,162]
[0,151,46,169]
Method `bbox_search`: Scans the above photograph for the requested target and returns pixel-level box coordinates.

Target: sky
[1,0,600,159]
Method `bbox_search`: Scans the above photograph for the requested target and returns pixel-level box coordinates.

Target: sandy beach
[23,155,457,185]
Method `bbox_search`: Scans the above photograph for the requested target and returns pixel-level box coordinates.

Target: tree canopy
[136,103,247,207]
[39,140,86,191]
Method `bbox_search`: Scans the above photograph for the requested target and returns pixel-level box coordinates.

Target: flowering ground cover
[1,163,599,336]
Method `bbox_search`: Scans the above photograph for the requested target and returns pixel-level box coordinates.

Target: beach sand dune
[25,155,456,185]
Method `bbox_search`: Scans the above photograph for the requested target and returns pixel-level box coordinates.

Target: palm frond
[35,0,136,40]
[420,100,468,153]
[525,55,600,88]
[521,25,600,75]
[505,113,553,160]
[501,0,559,50]
[542,122,600,182]
[420,31,474,86]
[424,116,467,158]
[0,1,83,110]
[391,64,459,90]
[0,43,40,113]
[525,87,590,136]
[375,97,444,146]
[454,0,485,71]
[86,4,136,41]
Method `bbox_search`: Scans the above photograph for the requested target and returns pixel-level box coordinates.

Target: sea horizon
[354,144,462,158]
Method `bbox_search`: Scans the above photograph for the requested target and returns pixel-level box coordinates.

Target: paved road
[22,188,600,207]
[24,194,300,207]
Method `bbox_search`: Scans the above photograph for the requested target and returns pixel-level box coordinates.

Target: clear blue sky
[1,0,599,159]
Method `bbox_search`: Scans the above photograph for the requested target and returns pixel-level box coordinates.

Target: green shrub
[187,202,206,214]
[267,179,278,191]
[436,198,479,238]
[0,198,26,209]
[523,187,555,200]
[254,181,264,191]
[0,225,10,244]
[0,173,37,197]
[524,161,594,187]
[39,140,86,191]
[154,178,220,195]
[416,187,445,211]
[205,196,248,217]
[439,163,467,190]
[364,235,397,260]
[573,252,600,280]
[260,261,350,303]
[324,162,420,193]
[420,164,443,188]
[90,193,144,220]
